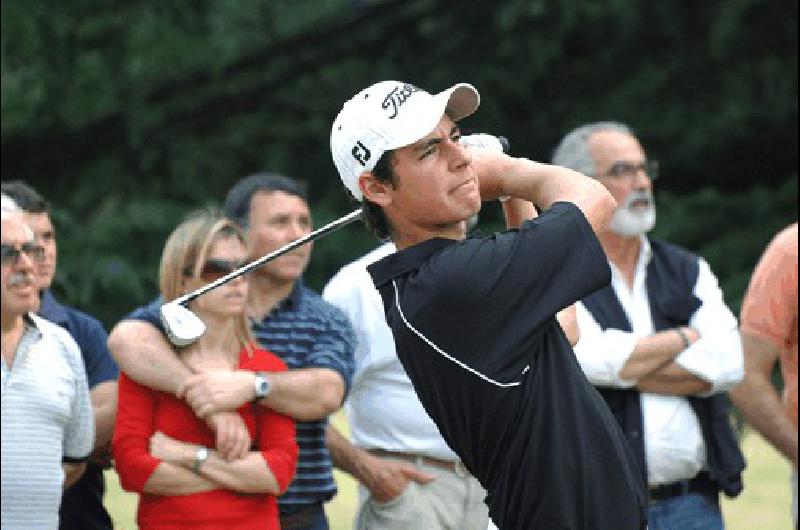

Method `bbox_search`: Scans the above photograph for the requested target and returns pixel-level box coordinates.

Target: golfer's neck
[247,275,295,321]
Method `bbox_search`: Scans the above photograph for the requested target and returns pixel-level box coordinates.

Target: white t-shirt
[323,243,459,461]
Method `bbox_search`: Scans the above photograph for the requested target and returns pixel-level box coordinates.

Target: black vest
[582,238,745,497]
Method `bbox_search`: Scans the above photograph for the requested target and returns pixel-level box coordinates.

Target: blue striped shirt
[249,281,355,507]
[127,280,355,508]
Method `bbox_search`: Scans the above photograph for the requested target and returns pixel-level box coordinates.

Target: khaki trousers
[356,454,489,530]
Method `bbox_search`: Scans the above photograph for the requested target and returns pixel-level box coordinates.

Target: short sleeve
[740,224,798,348]
[303,305,356,395]
[123,297,165,332]
[69,309,119,387]
[112,373,162,493]
[62,334,95,461]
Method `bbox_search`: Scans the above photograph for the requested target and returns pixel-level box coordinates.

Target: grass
[104,413,793,529]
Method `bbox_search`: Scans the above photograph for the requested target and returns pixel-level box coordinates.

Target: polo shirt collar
[276,279,305,312]
[37,289,69,326]
[368,237,461,289]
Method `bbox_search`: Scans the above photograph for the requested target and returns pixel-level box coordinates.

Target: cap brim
[438,83,480,122]
[384,83,481,151]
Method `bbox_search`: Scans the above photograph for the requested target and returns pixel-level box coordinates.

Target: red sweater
[113,345,297,530]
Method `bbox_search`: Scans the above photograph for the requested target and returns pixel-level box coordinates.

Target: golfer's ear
[359,171,392,206]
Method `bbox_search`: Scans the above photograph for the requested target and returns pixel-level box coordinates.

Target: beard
[609,190,657,237]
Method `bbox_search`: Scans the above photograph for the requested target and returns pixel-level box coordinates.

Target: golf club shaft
[174,208,363,306]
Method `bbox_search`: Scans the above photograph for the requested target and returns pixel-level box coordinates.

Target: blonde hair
[159,208,254,354]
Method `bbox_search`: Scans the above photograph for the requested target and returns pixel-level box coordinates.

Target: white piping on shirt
[392,280,527,388]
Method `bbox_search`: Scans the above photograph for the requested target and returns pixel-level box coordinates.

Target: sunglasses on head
[184,259,247,282]
[1,242,46,266]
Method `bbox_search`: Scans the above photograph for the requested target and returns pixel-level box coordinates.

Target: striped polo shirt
[250,281,355,508]
[130,280,356,509]
[1,313,94,529]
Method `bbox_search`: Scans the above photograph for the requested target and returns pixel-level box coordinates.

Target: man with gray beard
[552,122,745,529]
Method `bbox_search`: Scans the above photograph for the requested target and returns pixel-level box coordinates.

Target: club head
[160,301,206,346]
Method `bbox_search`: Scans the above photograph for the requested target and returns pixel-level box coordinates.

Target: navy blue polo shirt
[367,202,647,530]
[126,280,355,510]
[39,290,119,530]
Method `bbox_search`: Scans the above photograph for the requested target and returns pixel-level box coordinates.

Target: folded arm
[149,432,282,495]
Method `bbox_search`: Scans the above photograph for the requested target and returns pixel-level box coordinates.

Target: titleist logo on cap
[382,84,421,119]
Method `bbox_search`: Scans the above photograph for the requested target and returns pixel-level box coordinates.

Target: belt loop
[679,479,690,496]
[454,461,470,479]
[416,455,424,468]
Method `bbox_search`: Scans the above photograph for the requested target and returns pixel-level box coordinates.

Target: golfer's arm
[497,158,616,235]
[108,320,190,395]
[259,368,345,421]
[730,333,798,466]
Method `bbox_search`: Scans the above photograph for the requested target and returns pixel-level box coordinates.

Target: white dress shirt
[574,236,743,486]
[323,243,459,461]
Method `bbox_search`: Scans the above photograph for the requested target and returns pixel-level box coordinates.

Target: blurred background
[1,0,796,329]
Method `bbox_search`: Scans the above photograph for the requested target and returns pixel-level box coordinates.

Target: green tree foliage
[2,0,797,328]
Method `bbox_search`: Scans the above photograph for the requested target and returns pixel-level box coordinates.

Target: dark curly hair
[360,151,396,240]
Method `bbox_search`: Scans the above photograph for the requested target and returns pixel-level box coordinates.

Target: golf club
[161,208,363,346]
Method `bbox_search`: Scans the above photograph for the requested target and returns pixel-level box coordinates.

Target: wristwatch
[253,371,271,401]
[192,447,209,475]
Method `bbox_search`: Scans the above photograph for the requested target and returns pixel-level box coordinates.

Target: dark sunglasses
[1,242,46,266]
[184,259,247,282]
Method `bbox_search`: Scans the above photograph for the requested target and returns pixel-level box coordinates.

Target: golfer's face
[388,115,481,232]
[22,212,57,290]
[1,218,40,318]
[246,190,312,282]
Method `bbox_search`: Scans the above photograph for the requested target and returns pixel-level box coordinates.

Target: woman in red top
[113,210,297,530]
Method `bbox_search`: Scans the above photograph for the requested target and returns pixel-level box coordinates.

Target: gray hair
[1,193,22,220]
[551,121,634,176]
[1,193,34,239]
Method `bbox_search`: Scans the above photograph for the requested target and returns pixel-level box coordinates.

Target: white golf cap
[330,81,480,201]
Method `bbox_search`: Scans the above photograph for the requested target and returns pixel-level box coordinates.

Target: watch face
[255,374,270,397]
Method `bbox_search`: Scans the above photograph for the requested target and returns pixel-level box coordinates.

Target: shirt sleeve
[112,373,162,493]
[257,408,298,494]
[674,258,744,393]
[303,302,357,396]
[740,224,798,348]
[63,334,95,461]
[322,266,373,382]
[124,297,165,332]
[71,311,119,387]
[573,302,638,388]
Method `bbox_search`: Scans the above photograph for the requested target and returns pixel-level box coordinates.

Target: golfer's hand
[361,453,436,503]
[206,411,251,461]
[178,370,255,418]
[462,140,515,201]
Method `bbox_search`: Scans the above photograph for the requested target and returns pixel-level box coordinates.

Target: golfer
[329,81,647,529]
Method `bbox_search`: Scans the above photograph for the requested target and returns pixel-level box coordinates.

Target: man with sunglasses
[109,174,355,530]
[552,122,745,528]
[1,181,119,530]
[1,195,94,529]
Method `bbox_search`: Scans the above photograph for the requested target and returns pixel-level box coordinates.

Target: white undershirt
[574,236,743,486]
[323,243,459,461]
